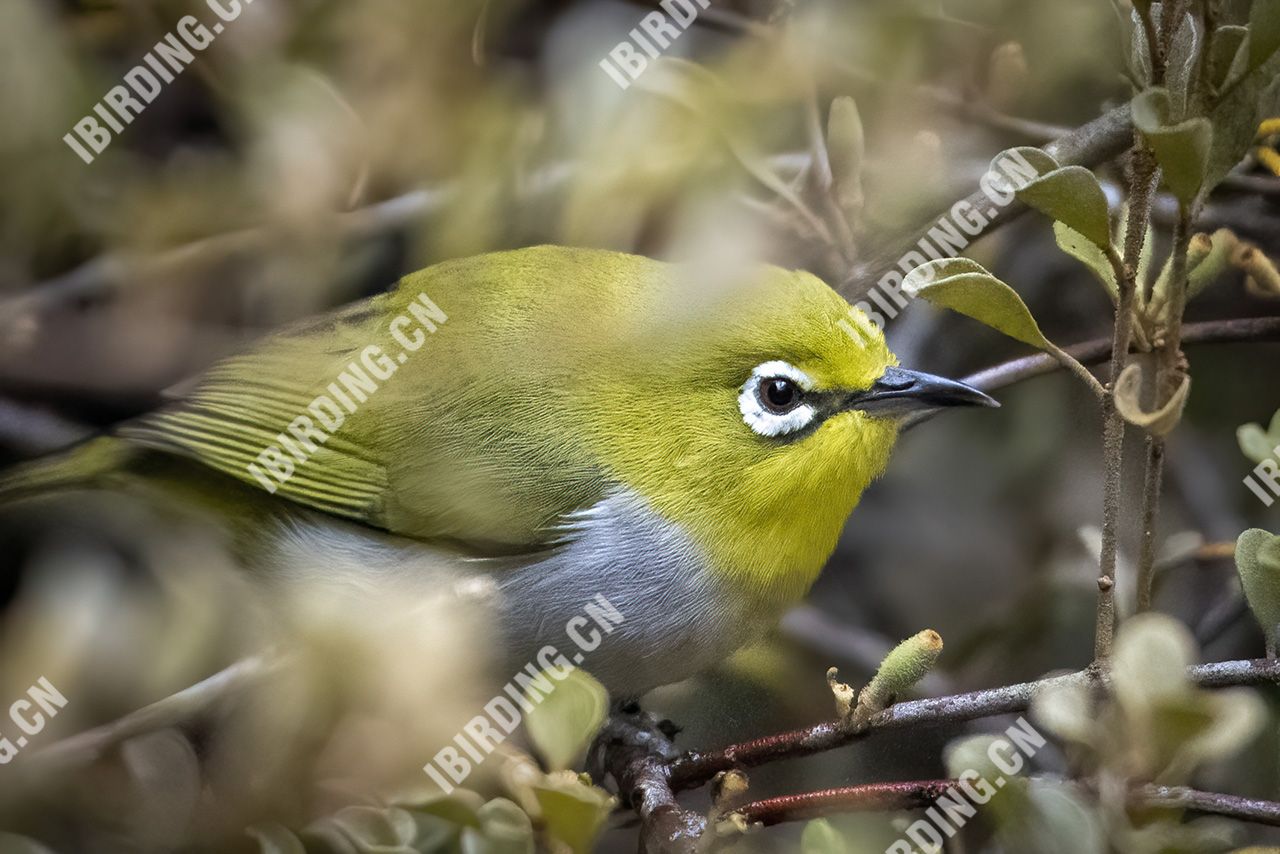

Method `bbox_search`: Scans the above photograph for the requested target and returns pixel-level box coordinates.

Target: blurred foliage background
[1,0,1279,851]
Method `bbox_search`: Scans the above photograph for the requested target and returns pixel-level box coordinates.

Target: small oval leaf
[1132,88,1213,203]
[1250,0,1280,71]
[905,259,1051,349]
[1235,528,1280,645]
[827,96,865,220]
[1054,222,1118,298]
[1017,165,1113,249]
[1238,423,1278,464]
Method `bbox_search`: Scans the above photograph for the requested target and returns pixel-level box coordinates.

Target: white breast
[259,490,760,697]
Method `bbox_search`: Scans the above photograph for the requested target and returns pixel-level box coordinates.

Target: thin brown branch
[726,778,1280,830]
[1096,145,1159,661]
[901,316,1280,431]
[1136,784,1280,827]
[733,779,956,827]
[664,659,1280,792]
[1136,435,1167,611]
[1135,202,1193,611]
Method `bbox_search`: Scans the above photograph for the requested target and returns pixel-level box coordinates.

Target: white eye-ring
[738,360,818,437]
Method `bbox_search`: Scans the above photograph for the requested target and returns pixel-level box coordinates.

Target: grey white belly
[260,489,761,696]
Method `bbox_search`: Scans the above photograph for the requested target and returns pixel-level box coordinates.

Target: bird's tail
[0,436,133,504]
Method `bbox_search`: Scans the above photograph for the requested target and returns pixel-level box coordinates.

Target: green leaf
[1054,222,1117,298]
[1235,528,1280,645]
[1128,9,1154,87]
[827,96,865,221]
[1031,680,1094,746]
[524,668,607,771]
[1112,613,1195,712]
[990,145,1060,179]
[1250,0,1280,70]
[1237,408,1280,464]
[247,824,307,854]
[397,789,485,828]
[801,819,849,854]
[1176,688,1266,770]
[462,799,535,854]
[1016,165,1113,248]
[905,258,1051,349]
[1207,25,1249,91]
[945,735,1021,787]
[1113,362,1191,436]
[326,806,418,853]
[1132,88,1213,203]
[1240,424,1278,463]
[1165,11,1200,119]
[1014,782,1106,854]
[1205,53,1280,191]
[531,775,614,854]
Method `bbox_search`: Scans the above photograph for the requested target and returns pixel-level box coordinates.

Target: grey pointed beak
[844,366,999,419]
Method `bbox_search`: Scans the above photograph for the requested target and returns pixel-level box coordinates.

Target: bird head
[585,259,997,607]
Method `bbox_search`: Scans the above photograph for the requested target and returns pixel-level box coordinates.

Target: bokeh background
[1,0,1279,851]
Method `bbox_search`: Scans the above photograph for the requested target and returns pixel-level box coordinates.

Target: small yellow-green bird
[2,246,994,696]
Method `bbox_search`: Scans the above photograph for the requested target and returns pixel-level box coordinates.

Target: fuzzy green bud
[850,629,944,727]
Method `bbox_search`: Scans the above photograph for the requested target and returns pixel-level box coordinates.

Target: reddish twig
[733,779,956,827]
[665,659,1280,792]
[724,779,1280,830]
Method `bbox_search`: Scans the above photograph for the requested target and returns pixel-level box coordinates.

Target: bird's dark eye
[759,377,801,413]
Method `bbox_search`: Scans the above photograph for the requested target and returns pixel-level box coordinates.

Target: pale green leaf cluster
[248,792,536,854]
[241,757,615,854]
[1033,615,1265,786]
